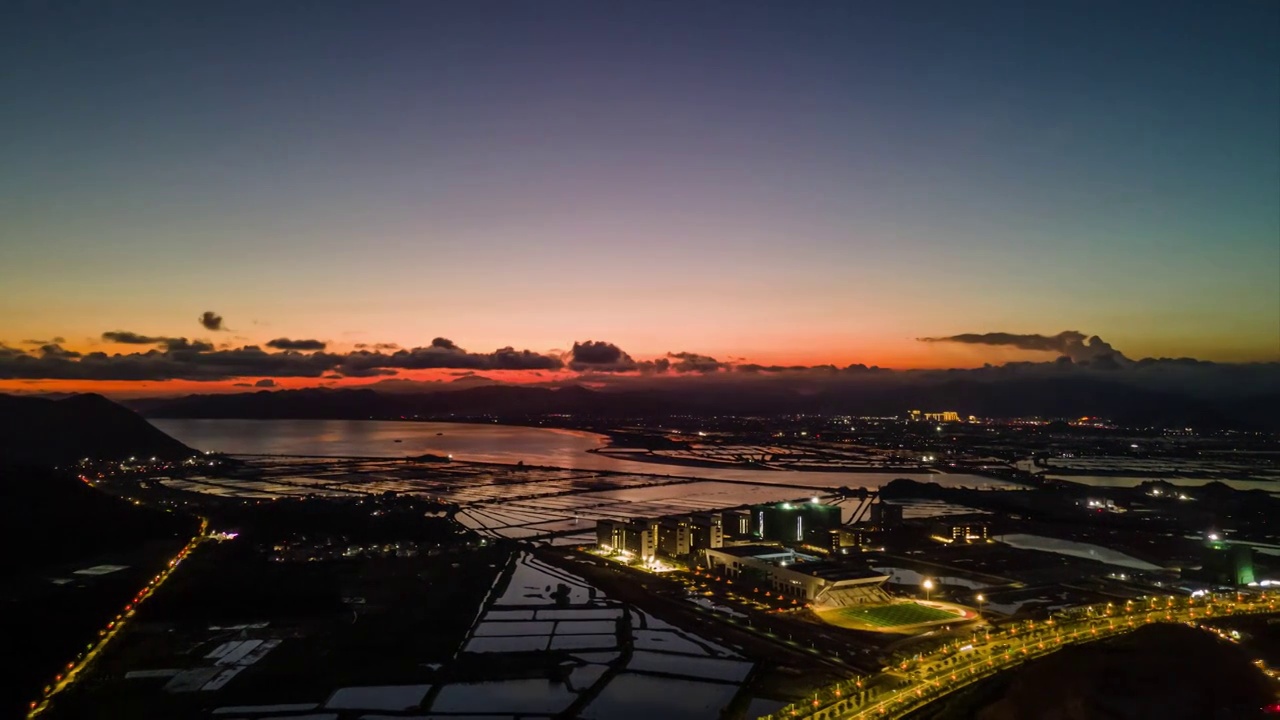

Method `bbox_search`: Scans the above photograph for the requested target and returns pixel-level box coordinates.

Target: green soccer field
[831,602,957,627]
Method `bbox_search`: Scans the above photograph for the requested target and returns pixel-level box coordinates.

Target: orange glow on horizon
[0,348,1021,398]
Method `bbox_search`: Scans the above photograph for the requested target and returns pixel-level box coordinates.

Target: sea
[151,418,1009,490]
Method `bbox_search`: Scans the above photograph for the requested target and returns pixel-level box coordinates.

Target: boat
[393,439,402,443]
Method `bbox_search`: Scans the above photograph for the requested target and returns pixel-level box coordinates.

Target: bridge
[762,590,1278,719]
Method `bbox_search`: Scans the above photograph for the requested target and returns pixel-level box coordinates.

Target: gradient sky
[3,0,1278,380]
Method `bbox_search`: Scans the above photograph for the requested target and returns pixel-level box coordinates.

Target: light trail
[766,590,1279,719]
[25,517,209,719]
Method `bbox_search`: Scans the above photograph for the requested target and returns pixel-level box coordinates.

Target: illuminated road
[26,517,209,719]
[764,590,1279,720]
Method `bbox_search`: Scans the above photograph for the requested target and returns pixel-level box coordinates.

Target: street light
[976,594,985,617]
[923,578,934,602]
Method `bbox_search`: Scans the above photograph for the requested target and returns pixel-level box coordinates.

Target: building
[829,527,875,552]
[930,519,990,544]
[705,545,891,607]
[596,519,657,560]
[656,518,691,557]
[1198,542,1256,586]
[725,509,753,539]
[689,513,724,550]
[751,500,842,544]
[602,512,723,561]
[908,410,962,423]
[869,502,903,527]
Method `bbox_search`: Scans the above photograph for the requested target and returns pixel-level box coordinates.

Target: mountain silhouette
[128,378,1280,430]
[0,393,196,466]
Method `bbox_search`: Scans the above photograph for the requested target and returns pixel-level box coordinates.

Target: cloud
[356,342,400,351]
[666,351,729,373]
[233,382,252,387]
[40,344,81,359]
[254,378,277,387]
[162,338,215,353]
[568,340,637,372]
[102,331,166,344]
[198,311,225,331]
[101,331,214,353]
[21,337,65,345]
[266,338,327,351]
[918,331,1127,364]
[336,340,563,376]
[0,345,340,382]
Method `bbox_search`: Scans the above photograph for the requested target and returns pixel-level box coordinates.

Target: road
[25,517,209,719]
[764,590,1279,720]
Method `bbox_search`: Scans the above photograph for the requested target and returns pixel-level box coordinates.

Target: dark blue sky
[2,1,1277,368]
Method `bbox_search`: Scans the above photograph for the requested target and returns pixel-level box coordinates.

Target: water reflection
[152,419,1008,490]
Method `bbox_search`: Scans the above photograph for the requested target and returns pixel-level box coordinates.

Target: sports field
[825,602,957,628]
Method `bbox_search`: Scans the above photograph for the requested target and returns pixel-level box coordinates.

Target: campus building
[908,410,962,423]
[704,545,891,607]
[930,519,991,544]
[750,500,842,544]
[829,527,876,552]
[600,512,723,561]
[596,519,658,560]
[1198,541,1256,586]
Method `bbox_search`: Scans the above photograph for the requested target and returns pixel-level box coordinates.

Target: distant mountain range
[0,393,196,466]
[128,378,1280,430]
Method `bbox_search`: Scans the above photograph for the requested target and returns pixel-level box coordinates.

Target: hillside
[0,393,196,466]
[976,623,1274,720]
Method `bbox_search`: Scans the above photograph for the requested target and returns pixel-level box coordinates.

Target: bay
[151,418,1009,490]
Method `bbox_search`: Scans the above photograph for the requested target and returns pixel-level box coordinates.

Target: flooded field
[147,454,979,542]
[996,533,1162,571]
[435,552,761,719]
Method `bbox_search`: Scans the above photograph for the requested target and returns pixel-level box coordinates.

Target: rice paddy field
[151,456,846,543]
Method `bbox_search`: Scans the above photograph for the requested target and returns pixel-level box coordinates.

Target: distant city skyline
[2,1,1277,395]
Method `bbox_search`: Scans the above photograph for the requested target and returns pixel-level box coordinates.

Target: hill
[129,378,1280,430]
[975,623,1274,720]
[0,393,196,466]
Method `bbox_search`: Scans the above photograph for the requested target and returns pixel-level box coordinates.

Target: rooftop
[787,562,890,583]
[711,544,794,559]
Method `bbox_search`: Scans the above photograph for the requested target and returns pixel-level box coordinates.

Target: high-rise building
[829,527,875,552]
[596,519,657,560]
[751,500,842,544]
[870,502,903,527]
[725,509,753,539]
[1199,541,1255,586]
[657,518,692,557]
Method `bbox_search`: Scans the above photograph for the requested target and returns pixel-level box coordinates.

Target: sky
[1,1,1278,394]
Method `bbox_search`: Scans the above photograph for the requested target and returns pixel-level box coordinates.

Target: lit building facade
[751,501,842,544]
[931,519,991,543]
[705,545,891,605]
[596,519,658,560]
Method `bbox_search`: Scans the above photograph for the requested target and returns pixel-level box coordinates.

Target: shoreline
[590,447,939,474]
